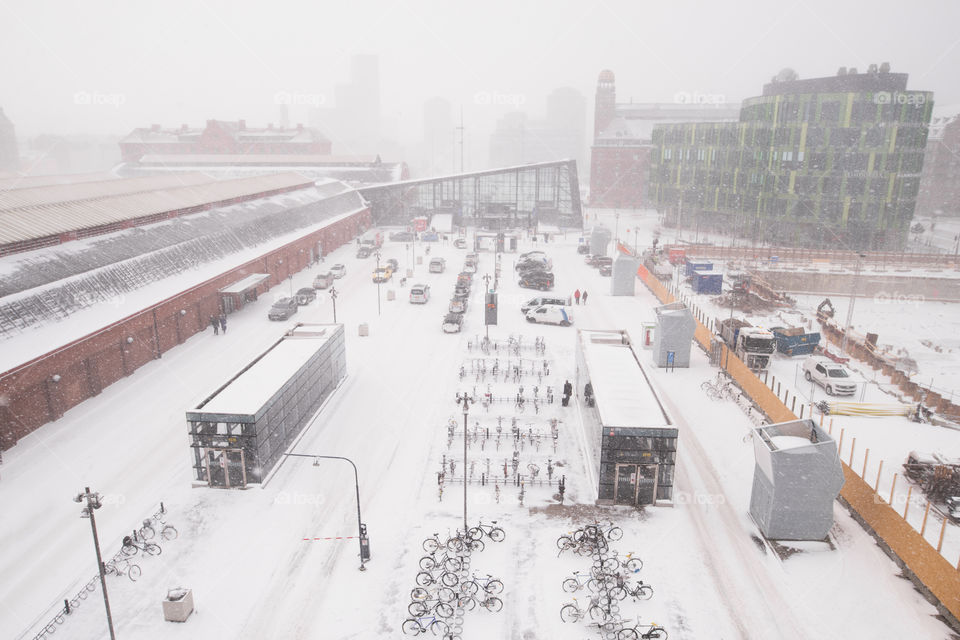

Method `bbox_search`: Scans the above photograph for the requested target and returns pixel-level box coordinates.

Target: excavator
[817,298,836,321]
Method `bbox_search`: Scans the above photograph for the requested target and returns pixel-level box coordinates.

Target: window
[819,102,841,124]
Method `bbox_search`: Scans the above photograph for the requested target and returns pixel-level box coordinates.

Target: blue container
[684,257,713,276]
[692,270,723,294]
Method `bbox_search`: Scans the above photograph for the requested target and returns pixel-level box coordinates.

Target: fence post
[849,437,856,467]
[921,501,931,537]
[862,448,869,477]
[889,473,897,505]
[829,417,833,434]
[820,412,824,426]
[903,485,912,519]
[791,396,796,413]
[838,428,845,455]
[874,459,883,491]
[777,381,781,396]
[800,404,804,419]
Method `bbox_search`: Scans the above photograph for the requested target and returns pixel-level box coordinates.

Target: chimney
[181,123,188,132]
[267,123,273,130]
[151,123,161,132]
[297,123,303,131]
[239,119,246,130]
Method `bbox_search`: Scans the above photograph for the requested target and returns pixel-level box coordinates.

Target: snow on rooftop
[580,330,670,429]
[195,330,332,417]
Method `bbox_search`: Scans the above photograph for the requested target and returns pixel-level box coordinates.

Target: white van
[520,296,569,314]
[409,284,431,304]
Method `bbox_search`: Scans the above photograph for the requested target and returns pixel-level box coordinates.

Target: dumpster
[771,327,821,356]
[691,270,722,294]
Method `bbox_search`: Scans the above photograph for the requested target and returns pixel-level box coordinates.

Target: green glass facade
[650,72,933,249]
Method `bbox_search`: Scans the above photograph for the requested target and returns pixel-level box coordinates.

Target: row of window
[740,96,929,126]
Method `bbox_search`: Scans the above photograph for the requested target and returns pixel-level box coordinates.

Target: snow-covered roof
[579,329,671,429]
[194,331,333,417]
[0,171,121,192]
[219,273,270,295]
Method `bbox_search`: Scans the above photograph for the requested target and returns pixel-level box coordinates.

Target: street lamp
[283,453,370,570]
[455,392,473,533]
[374,249,382,317]
[614,212,620,251]
[74,487,115,640]
[330,285,338,323]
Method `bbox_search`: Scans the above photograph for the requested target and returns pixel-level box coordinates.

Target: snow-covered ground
[1,224,954,639]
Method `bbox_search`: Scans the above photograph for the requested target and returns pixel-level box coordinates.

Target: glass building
[649,66,933,250]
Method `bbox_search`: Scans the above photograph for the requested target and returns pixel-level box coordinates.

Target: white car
[802,356,857,395]
[409,284,431,304]
[524,305,573,326]
[429,258,446,273]
[330,264,346,278]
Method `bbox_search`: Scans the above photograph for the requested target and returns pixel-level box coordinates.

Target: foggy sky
[2,0,959,151]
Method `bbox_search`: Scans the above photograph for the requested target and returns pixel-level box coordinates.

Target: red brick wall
[0,208,370,450]
[589,145,651,209]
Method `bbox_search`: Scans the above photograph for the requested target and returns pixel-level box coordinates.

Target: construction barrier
[636,264,960,626]
[825,402,913,417]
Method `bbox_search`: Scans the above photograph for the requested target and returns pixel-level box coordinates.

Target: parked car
[519,250,547,261]
[442,312,465,333]
[268,297,298,320]
[525,305,573,326]
[585,255,603,266]
[429,257,446,273]
[390,231,416,242]
[356,245,373,258]
[802,356,857,395]
[518,271,555,290]
[577,244,591,255]
[313,272,334,289]
[595,256,613,269]
[372,266,393,283]
[330,264,346,278]
[386,258,400,272]
[409,284,431,303]
[520,296,569,314]
[516,260,551,275]
[462,262,478,274]
[454,238,467,249]
[421,231,439,242]
[465,253,479,266]
[599,263,613,276]
[295,287,317,305]
[516,257,552,272]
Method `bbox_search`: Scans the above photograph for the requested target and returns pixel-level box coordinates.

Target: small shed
[749,419,845,540]
[218,273,271,314]
[651,302,695,368]
[610,254,638,296]
[691,270,722,295]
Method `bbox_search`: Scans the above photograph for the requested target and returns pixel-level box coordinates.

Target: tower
[594,70,616,139]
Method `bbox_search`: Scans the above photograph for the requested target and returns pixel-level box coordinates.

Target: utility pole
[374,250,382,317]
[455,392,473,533]
[330,285,338,323]
[74,488,115,640]
[456,108,465,175]
[840,253,866,355]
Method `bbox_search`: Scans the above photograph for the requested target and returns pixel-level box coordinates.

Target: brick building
[589,70,739,208]
[119,119,332,164]
[0,107,19,172]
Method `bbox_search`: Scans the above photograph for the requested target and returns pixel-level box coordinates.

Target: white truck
[802,356,857,396]
[716,317,775,371]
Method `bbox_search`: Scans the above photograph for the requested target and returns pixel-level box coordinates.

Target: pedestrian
[574,289,581,305]
[209,315,219,335]
[219,313,227,334]
[562,379,573,407]
[582,290,588,305]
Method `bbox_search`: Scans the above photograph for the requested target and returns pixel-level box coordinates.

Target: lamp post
[283,453,369,570]
[455,392,473,533]
[74,488,115,640]
[330,285,338,323]
[840,253,866,355]
[614,212,620,251]
[374,250,382,317]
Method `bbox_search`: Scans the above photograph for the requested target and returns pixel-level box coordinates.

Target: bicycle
[616,621,668,639]
[104,556,141,581]
[459,573,504,596]
[561,570,602,594]
[467,520,505,543]
[121,535,161,557]
[579,521,623,542]
[610,578,654,602]
[139,518,178,542]
[411,585,457,603]
[559,595,611,624]
[457,592,504,613]
[408,597,455,619]
[419,551,463,573]
[415,570,460,589]
[401,614,450,636]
